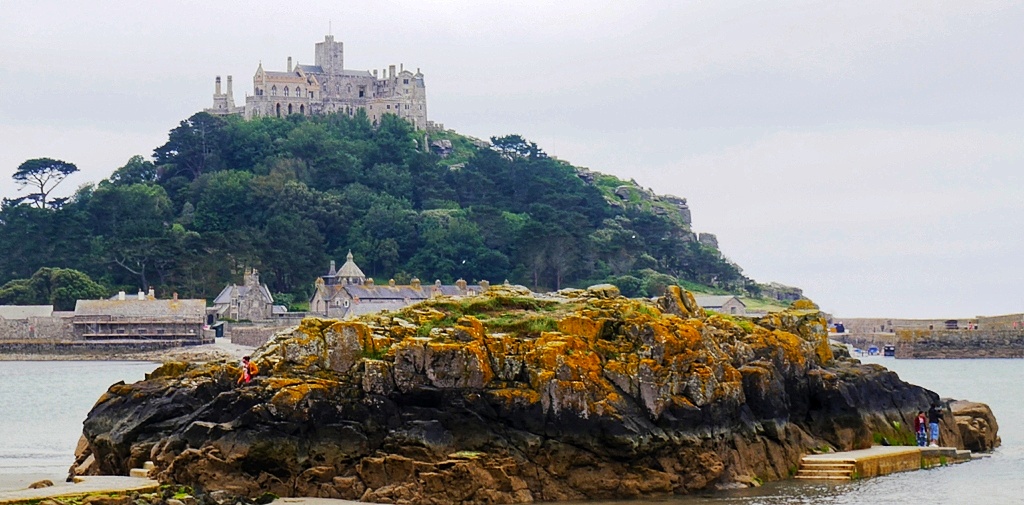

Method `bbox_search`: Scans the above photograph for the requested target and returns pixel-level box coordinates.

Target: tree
[109,155,158,186]
[12,158,79,208]
[0,267,107,310]
[153,112,227,180]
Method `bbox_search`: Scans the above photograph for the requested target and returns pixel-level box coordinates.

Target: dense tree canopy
[0,111,751,305]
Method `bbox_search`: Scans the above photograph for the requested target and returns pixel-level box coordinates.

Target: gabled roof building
[212,268,275,321]
[310,252,485,318]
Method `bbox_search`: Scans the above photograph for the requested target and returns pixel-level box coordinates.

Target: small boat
[883,345,896,357]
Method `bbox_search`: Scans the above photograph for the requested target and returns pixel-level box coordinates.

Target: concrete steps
[128,461,155,478]
[794,460,856,480]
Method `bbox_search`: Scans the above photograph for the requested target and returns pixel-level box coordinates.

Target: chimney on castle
[389,65,396,79]
[215,76,222,95]
[288,56,293,72]
[373,69,378,78]
[226,75,233,98]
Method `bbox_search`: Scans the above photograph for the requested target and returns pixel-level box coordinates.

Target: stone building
[310,252,484,318]
[212,268,275,321]
[206,35,428,129]
[72,291,208,343]
[694,295,746,316]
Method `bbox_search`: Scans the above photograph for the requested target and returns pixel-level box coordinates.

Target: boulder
[950,400,1001,452]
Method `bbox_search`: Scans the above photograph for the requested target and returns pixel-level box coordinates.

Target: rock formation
[72,285,998,503]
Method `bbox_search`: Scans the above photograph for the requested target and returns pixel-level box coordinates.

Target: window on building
[296,86,302,97]
[358,86,365,98]
[387,104,391,109]
[403,78,409,84]
[271,85,277,96]
[284,87,290,97]
[405,104,409,109]
[347,84,352,94]
[288,103,293,114]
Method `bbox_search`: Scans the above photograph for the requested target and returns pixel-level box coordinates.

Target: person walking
[927,403,943,447]
[237,356,259,385]
[915,411,929,446]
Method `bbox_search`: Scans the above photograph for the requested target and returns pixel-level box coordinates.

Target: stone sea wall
[896,329,1024,358]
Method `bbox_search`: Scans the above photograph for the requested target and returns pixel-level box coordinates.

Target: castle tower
[315,35,344,75]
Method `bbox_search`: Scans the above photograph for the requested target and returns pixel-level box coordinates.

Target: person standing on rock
[928,403,943,446]
[914,411,928,447]
[238,356,258,385]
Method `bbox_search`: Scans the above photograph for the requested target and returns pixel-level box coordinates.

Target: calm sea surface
[0,358,1021,503]
[0,361,156,489]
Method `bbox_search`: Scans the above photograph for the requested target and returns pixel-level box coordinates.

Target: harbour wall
[895,329,1024,359]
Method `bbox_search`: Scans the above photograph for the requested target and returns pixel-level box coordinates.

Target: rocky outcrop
[73,286,997,503]
[950,400,1000,452]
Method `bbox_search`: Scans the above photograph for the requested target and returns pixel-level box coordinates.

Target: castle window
[296,86,302,97]
[271,85,277,96]
[347,84,352,94]
[300,104,305,114]
[276,103,281,117]
[284,86,290,97]
[405,104,409,109]
[403,79,409,84]
[387,104,391,109]
[359,86,365,98]
[288,103,293,115]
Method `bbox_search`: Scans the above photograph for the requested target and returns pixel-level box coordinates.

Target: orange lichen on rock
[556,315,604,345]
[270,381,331,408]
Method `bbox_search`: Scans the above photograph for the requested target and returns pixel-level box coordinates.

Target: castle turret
[315,35,344,75]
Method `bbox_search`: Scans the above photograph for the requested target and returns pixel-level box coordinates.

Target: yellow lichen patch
[791,299,819,310]
[455,316,486,342]
[488,387,541,406]
[720,364,742,384]
[148,361,189,379]
[270,381,330,408]
[266,377,305,389]
[603,357,638,377]
[556,315,604,345]
[815,333,834,365]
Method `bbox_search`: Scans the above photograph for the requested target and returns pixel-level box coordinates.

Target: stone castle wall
[977,313,1024,330]
[0,314,74,340]
[838,317,950,335]
[896,329,1024,358]
[229,324,292,348]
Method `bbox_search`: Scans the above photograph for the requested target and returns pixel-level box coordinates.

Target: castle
[206,35,428,129]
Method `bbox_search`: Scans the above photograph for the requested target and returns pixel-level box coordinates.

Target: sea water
[0,359,1021,502]
[0,361,156,490]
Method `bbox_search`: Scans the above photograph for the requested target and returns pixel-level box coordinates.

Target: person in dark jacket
[928,403,943,446]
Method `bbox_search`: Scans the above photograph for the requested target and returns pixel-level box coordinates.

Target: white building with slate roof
[206,35,428,129]
[310,251,485,318]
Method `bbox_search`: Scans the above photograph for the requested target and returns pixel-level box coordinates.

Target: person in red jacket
[237,356,258,385]
[913,411,928,447]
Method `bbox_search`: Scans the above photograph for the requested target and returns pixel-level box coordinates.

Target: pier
[796,445,978,480]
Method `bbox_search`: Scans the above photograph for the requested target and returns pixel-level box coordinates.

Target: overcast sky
[2,1,1022,318]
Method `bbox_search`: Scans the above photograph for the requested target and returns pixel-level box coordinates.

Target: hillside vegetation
[0,111,757,304]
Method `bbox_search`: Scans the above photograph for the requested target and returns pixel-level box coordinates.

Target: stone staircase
[794,458,856,480]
